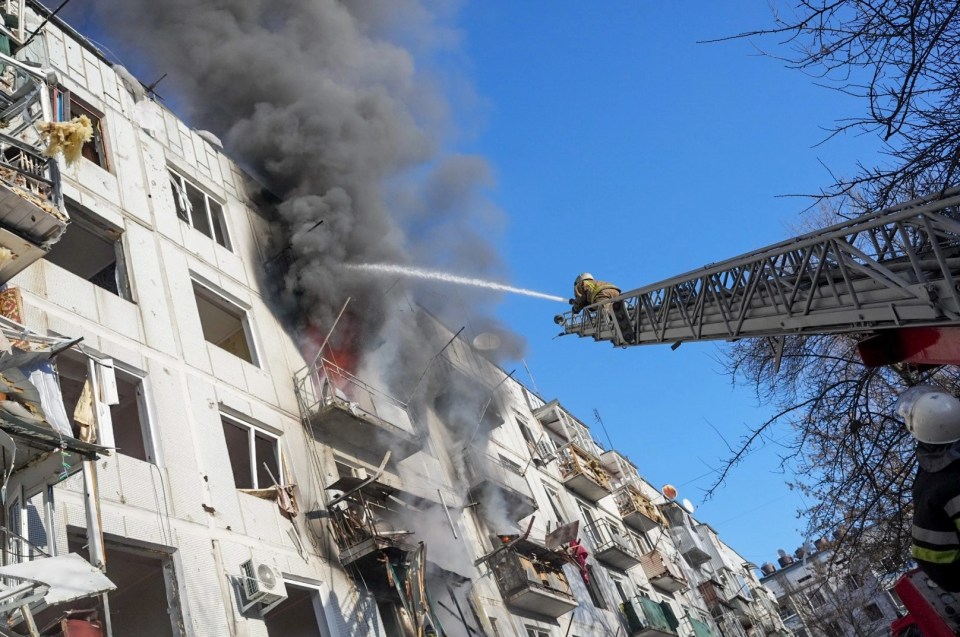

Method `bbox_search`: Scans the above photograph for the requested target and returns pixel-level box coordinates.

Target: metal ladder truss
[559,188,960,347]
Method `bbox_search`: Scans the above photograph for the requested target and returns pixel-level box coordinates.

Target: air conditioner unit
[240,559,287,608]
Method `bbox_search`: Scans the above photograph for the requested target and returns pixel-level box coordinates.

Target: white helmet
[575,272,594,286]
[895,386,960,444]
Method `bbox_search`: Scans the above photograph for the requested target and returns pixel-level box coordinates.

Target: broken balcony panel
[489,538,577,618]
[325,475,416,577]
[622,596,679,637]
[584,519,641,571]
[558,443,612,502]
[639,549,687,593]
[615,485,667,532]
[463,450,537,522]
[294,359,421,460]
[0,55,69,284]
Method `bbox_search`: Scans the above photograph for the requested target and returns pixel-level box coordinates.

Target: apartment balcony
[639,550,687,593]
[294,358,421,460]
[585,519,642,571]
[558,443,612,502]
[661,503,712,566]
[621,596,679,637]
[0,55,67,283]
[490,539,578,618]
[615,485,666,532]
[326,476,414,570]
[463,450,537,521]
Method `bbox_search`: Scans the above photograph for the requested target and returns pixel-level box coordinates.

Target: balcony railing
[293,358,421,459]
[558,443,612,501]
[585,519,641,570]
[0,54,68,282]
[614,485,667,532]
[622,596,678,637]
[463,450,537,521]
[639,549,687,593]
[490,541,578,618]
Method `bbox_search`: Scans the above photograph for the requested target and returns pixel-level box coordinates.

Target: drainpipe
[83,356,111,637]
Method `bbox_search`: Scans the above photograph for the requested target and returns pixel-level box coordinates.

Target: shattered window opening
[221,414,281,490]
[192,280,258,365]
[46,201,131,300]
[51,87,108,169]
[168,168,231,250]
[54,352,154,462]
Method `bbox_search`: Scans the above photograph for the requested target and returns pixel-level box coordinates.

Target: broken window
[169,169,231,249]
[51,87,108,169]
[67,535,184,637]
[192,280,257,365]
[264,582,333,637]
[46,201,130,299]
[55,353,155,462]
[222,415,281,490]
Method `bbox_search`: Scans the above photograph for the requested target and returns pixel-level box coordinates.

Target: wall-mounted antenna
[594,408,613,450]
[22,0,74,49]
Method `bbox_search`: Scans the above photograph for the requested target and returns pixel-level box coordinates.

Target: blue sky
[52,2,887,569]
[455,2,883,568]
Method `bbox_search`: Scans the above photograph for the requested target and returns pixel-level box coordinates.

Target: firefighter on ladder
[896,386,960,591]
[570,273,620,313]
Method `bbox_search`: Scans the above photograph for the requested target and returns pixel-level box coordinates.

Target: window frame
[51,86,109,170]
[47,199,132,301]
[55,351,158,464]
[191,277,259,366]
[221,413,283,491]
[168,168,231,250]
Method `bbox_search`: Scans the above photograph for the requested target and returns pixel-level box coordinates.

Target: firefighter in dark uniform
[571,273,620,313]
[897,386,960,591]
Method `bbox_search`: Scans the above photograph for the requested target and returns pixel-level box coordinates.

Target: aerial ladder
[554,187,960,367]
[555,188,960,635]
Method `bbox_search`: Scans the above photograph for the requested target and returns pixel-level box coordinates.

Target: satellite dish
[662,484,678,500]
[682,498,695,514]
[472,333,501,351]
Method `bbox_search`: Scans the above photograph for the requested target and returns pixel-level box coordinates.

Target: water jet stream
[346,263,565,302]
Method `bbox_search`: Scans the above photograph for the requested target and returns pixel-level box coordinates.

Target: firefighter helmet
[895,386,960,445]
[575,273,594,286]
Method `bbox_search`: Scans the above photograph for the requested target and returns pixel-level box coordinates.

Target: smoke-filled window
[169,169,231,249]
[51,87,109,169]
[192,280,258,365]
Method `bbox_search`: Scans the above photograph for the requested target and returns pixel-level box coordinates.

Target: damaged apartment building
[0,2,796,636]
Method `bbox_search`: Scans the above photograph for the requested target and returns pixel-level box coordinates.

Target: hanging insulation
[38,115,93,165]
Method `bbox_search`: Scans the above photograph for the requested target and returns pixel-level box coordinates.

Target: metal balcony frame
[558,188,960,347]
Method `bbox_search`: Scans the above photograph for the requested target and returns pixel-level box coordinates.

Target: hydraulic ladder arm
[555,188,960,366]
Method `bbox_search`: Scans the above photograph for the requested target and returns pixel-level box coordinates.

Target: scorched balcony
[558,443,612,502]
[294,358,421,460]
[489,539,578,618]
